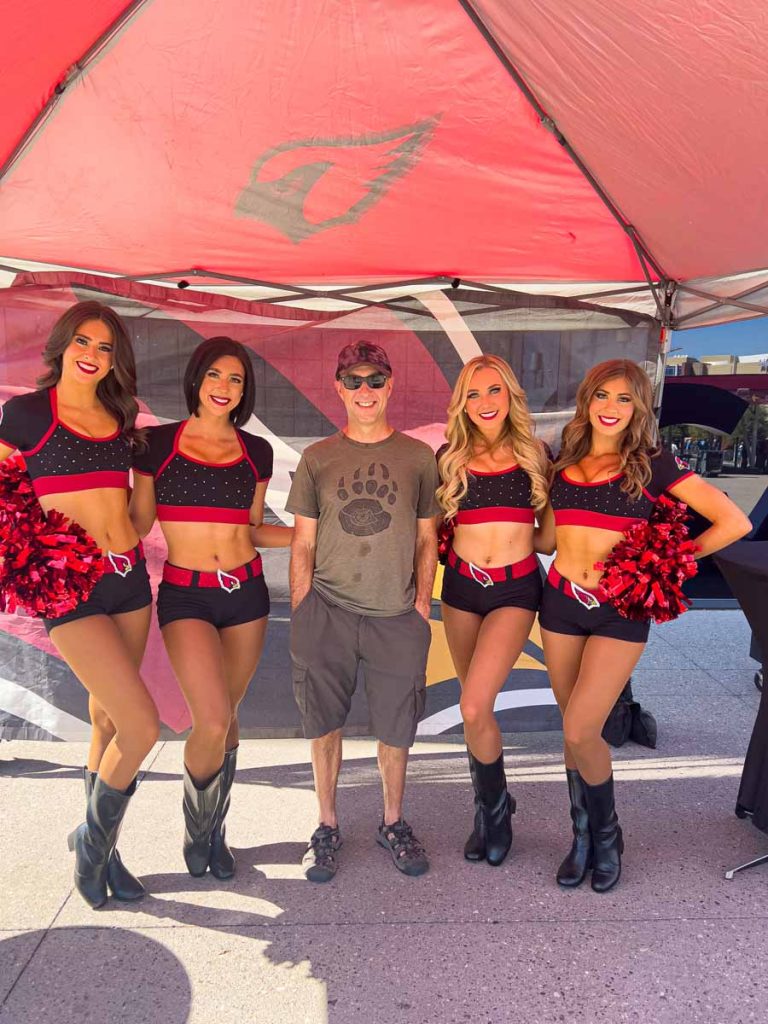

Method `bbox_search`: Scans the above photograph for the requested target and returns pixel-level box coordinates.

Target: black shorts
[157,554,269,630]
[441,550,542,616]
[43,544,152,634]
[538,566,650,643]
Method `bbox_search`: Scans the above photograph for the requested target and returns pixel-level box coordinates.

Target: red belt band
[547,565,605,606]
[447,549,538,583]
[162,554,263,589]
[104,542,144,575]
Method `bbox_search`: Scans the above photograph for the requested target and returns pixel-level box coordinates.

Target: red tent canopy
[2,1,768,327]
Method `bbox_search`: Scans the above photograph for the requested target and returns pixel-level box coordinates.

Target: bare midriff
[160,520,256,572]
[553,524,626,589]
[452,520,535,568]
[39,488,139,554]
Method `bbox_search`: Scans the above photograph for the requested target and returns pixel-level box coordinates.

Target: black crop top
[549,450,694,531]
[133,421,273,524]
[437,445,535,525]
[0,388,131,498]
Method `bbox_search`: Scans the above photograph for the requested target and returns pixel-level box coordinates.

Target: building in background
[666,352,768,377]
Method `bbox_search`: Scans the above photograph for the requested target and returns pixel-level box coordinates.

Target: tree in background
[662,405,767,471]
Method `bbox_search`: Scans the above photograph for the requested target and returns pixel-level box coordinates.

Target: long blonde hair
[554,359,658,500]
[436,355,550,519]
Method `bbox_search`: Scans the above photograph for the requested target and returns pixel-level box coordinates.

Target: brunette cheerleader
[537,359,750,892]
[0,301,156,909]
[130,337,290,879]
[437,355,550,865]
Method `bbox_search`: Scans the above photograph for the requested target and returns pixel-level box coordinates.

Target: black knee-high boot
[583,773,623,893]
[84,769,145,900]
[463,750,485,861]
[467,751,515,866]
[209,746,237,880]
[68,776,135,909]
[556,768,592,887]
[183,765,222,877]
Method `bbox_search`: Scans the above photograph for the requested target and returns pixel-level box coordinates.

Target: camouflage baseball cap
[335,341,392,379]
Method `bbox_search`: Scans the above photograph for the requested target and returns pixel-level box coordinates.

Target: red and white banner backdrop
[0,279,658,740]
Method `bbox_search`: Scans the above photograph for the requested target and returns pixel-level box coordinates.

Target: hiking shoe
[376,818,429,877]
[302,824,342,883]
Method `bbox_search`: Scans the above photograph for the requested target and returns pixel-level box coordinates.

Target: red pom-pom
[595,495,700,624]
[0,457,105,618]
[0,455,38,528]
[437,518,455,566]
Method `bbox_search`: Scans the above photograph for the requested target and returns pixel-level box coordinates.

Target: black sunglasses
[339,372,388,390]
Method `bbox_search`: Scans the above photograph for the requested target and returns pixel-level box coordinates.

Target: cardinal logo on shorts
[468,563,494,588]
[217,569,241,593]
[571,583,600,611]
[675,455,690,471]
[107,551,132,577]
[235,117,440,243]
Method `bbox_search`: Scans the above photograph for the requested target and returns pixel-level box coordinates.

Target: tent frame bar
[11,258,768,327]
[0,0,149,184]
[456,0,670,294]
[675,284,768,321]
[3,263,660,326]
[674,278,768,325]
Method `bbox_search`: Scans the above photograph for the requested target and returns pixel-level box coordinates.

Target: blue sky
[673,318,768,357]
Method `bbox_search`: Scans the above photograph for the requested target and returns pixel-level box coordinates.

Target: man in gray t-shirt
[287,341,439,882]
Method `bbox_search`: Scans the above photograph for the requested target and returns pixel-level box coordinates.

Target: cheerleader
[437,355,550,865]
[0,301,156,909]
[537,359,750,892]
[130,336,290,879]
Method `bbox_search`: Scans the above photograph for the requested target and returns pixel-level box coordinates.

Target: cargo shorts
[289,587,431,748]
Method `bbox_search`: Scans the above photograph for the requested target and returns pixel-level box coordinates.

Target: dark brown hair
[37,301,141,441]
[183,337,256,427]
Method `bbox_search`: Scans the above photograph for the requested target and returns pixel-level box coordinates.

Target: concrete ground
[1,610,767,1024]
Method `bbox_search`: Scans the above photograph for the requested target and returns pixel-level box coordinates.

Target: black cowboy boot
[68,775,135,909]
[583,773,623,893]
[183,765,222,877]
[556,768,592,887]
[470,751,516,866]
[209,746,238,880]
[463,750,485,861]
[84,769,145,900]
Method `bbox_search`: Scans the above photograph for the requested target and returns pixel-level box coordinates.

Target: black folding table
[714,542,768,878]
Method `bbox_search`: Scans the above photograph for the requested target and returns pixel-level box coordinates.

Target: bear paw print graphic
[337,463,397,536]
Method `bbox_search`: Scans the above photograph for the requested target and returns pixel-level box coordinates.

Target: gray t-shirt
[286,431,440,616]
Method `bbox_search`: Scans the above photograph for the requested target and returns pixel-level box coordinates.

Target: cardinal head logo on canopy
[235,117,441,243]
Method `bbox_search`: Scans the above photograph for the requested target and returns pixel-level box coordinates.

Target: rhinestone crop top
[437,446,536,525]
[0,388,131,498]
[132,421,273,524]
[549,450,694,531]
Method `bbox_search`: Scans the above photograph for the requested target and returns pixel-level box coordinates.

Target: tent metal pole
[0,0,149,184]
[456,0,670,286]
[627,234,667,322]
[675,285,768,318]
[120,269,446,317]
[336,276,453,296]
[569,284,655,300]
[674,278,768,325]
[120,268,319,298]
[652,282,677,417]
